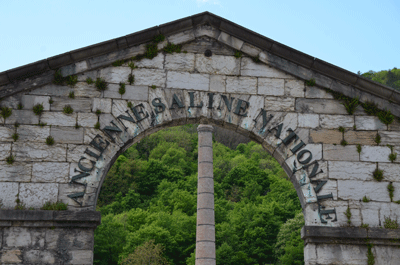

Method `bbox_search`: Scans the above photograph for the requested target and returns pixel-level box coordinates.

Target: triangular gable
[0,12,399,117]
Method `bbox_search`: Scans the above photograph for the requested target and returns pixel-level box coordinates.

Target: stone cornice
[0,210,101,228]
[302,226,400,246]
[0,12,399,106]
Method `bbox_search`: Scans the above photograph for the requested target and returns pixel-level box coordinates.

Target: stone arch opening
[0,12,399,264]
[92,122,304,264]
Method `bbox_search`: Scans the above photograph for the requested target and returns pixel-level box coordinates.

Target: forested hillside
[361,67,400,90]
[94,125,304,265]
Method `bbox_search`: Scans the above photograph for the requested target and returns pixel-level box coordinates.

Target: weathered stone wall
[0,210,100,264]
[0,22,399,264]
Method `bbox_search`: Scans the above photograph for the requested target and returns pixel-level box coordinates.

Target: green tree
[275,212,305,264]
[120,240,169,265]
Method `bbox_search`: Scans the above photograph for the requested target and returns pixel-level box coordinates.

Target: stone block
[310,129,342,144]
[338,180,391,202]
[69,250,93,264]
[298,114,319,128]
[51,97,92,113]
[46,228,94,250]
[182,36,234,56]
[239,95,265,132]
[355,116,386,130]
[78,112,98,128]
[32,162,70,183]
[92,98,112,113]
[21,95,50,111]
[388,118,400,131]
[240,42,261,57]
[167,29,195,44]
[0,161,32,182]
[257,78,284,96]
[360,145,391,162]
[209,75,226,93]
[360,202,387,227]
[0,249,22,263]
[217,32,243,50]
[373,245,400,265]
[226,76,257,94]
[17,125,50,143]
[0,182,18,208]
[103,83,121,99]
[3,110,39,125]
[198,178,214,194]
[24,250,55,264]
[285,144,322,171]
[20,183,59,208]
[194,24,220,39]
[67,144,89,163]
[111,99,144,138]
[51,126,84,144]
[285,79,305,97]
[134,53,164,69]
[195,54,240,75]
[197,208,214,225]
[344,131,377,145]
[73,82,102,98]
[329,161,376,181]
[196,241,215,259]
[121,85,148,101]
[0,143,11,160]
[100,66,131,84]
[167,71,209,91]
[60,60,88,76]
[323,145,359,161]
[319,114,354,129]
[241,57,292,78]
[379,131,400,145]
[132,68,166,87]
[29,83,71,97]
[196,225,215,242]
[315,244,367,265]
[198,146,213,163]
[296,98,347,114]
[305,86,334,99]
[264,97,295,111]
[379,163,400,182]
[13,142,67,162]
[165,53,195,71]
[197,193,214,209]
[304,244,317,264]
[0,126,14,142]
[4,227,31,247]
[41,112,77,126]
[148,88,173,126]
[0,94,21,109]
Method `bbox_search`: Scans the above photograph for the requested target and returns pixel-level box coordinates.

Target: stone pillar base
[0,210,101,264]
[302,226,400,265]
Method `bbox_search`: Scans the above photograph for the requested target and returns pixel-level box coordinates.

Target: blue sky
[1,0,399,74]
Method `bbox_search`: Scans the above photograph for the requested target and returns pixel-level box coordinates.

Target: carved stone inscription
[68,90,335,224]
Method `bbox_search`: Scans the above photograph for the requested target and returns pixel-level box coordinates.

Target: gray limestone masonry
[0,13,399,265]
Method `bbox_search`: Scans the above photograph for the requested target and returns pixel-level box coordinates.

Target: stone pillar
[196,124,216,265]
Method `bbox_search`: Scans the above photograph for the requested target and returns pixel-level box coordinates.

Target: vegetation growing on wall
[94,125,303,265]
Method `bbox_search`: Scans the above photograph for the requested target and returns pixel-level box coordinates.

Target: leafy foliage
[41,201,68,210]
[0,106,12,121]
[163,43,182,54]
[94,125,303,265]
[361,68,400,91]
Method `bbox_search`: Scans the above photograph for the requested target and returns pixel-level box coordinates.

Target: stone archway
[0,12,399,264]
